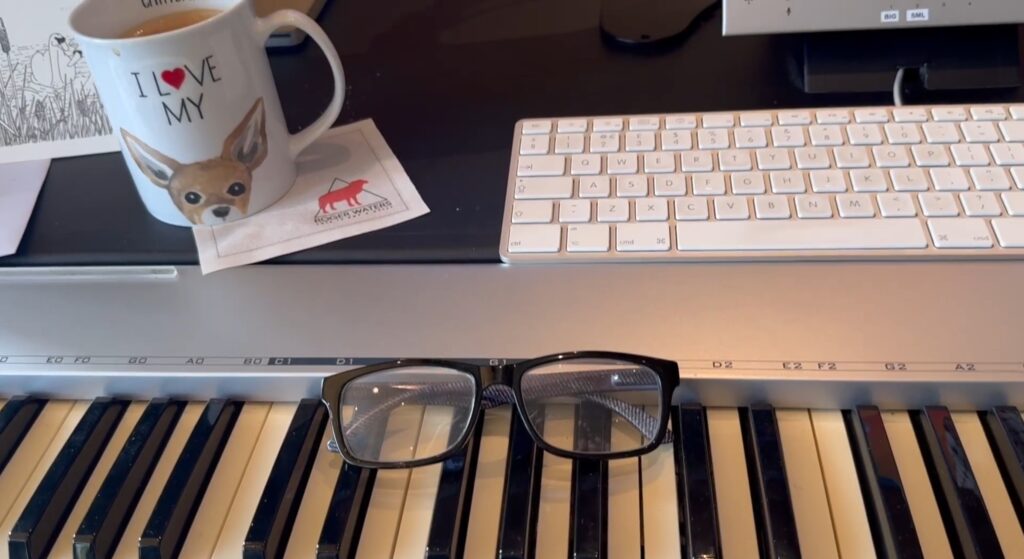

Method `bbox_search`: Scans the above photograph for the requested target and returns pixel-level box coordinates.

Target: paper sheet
[193,119,429,274]
[0,158,49,257]
[0,5,119,164]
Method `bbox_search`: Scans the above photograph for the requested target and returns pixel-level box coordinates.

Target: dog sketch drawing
[122,97,267,224]
[318,179,368,212]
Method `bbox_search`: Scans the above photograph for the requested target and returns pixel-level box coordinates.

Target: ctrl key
[508,224,561,253]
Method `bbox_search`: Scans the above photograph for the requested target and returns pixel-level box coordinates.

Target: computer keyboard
[500,104,1024,262]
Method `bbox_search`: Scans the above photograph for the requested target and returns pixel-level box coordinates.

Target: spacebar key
[676,220,927,251]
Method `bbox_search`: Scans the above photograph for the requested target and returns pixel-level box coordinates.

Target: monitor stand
[796,24,1022,94]
[600,0,718,46]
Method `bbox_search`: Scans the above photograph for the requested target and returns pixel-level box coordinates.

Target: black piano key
[139,399,242,559]
[569,401,610,559]
[674,404,721,559]
[315,463,376,559]
[9,398,127,559]
[740,405,801,559]
[496,413,544,559]
[243,399,327,559]
[0,396,45,474]
[848,406,923,559]
[913,406,1002,559]
[984,406,1024,522]
[425,418,484,559]
[74,399,184,559]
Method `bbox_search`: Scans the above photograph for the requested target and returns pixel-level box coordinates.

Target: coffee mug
[69,0,345,226]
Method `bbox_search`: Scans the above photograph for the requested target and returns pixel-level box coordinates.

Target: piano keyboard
[3,396,1024,558]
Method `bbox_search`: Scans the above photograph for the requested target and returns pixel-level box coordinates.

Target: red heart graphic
[161,68,185,90]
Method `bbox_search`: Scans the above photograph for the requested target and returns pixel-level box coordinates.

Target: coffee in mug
[120,9,223,39]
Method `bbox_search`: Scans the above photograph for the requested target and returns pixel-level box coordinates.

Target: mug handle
[254,10,345,159]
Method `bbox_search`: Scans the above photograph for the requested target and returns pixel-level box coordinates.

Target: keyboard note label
[955,363,977,372]
[907,8,929,22]
[881,10,899,23]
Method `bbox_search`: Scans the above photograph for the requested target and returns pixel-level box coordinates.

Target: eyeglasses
[319,351,680,468]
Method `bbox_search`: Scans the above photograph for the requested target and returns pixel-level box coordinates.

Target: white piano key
[50,402,147,559]
[462,408,513,558]
[811,410,876,559]
[776,409,840,559]
[640,404,682,559]
[110,402,204,559]
[535,404,575,559]
[211,402,297,558]
[951,411,1024,555]
[393,406,455,557]
[880,411,954,559]
[0,401,73,526]
[706,408,759,559]
[178,403,270,558]
[283,427,342,559]
[354,404,426,559]
[607,414,642,559]
[0,400,87,559]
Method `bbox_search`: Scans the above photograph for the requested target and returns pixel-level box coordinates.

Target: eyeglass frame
[320,350,680,469]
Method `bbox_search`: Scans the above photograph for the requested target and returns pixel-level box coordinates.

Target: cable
[893,67,907,107]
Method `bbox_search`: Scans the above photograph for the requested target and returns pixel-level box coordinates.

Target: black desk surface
[6,1,1024,266]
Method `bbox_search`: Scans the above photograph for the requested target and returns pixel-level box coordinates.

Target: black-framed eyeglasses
[319,351,680,468]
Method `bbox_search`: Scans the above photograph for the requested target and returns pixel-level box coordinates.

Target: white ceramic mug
[69,0,344,226]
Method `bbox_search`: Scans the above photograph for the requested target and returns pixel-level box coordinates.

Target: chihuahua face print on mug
[123,97,268,224]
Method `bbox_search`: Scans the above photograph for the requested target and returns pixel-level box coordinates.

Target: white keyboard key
[850,169,889,192]
[616,175,648,197]
[0,401,74,524]
[836,194,875,218]
[961,121,1000,143]
[607,153,638,175]
[778,110,812,125]
[754,195,791,219]
[873,145,910,168]
[928,218,994,248]
[757,148,792,170]
[554,133,584,154]
[972,106,1007,120]
[681,151,714,172]
[932,107,967,121]
[771,126,806,147]
[854,108,889,123]
[698,129,730,149]
[635,198,669,221]
[1014,167,1024,188]
[795,194,833,218]
[847,124,883,146]
[607,416,642,559]
[639,419,683,559]
[665,114,697,129]
[570,154,602,175]
[616,223,671,251]
[282,429,342,559]
[718,149,752,171]
[625,131,656,152]
[654,174,686,196]
[1002,192,1024,215]
[558,199,591,223]
[806,183,849,208]
[557,119,587,133]
[520,135,550,155]
[890,168,929,192]
[511,200,553,223]
[809,125,844,146]
[990,143,1024,165]
[1012,105,1024,120]
[960,192,1002,216]
[675,197,709,220]
[462,409,512,559]
[676,219,926,250]
[714,196,750,220]
[702,114,734,128]
[579,176,611,198]
[507,224,561,253]
[517,155,565,177]
[692,173,727,195]
[922,122,961,144]
[795,147,831,170]
[731,171,767,194]
[998,122,1024,142]
[660,130,693,151]
[514,177,573,199]
[593,118,623,132]
[878,193,917,217]
[770,171,807,194]
[590,132,620,153]
[892,108,929,122]
[834,146,871,169]
[628,116,659,131]
[707,409,760,559]
[971,167,1012,191]
[931,168,970,191]
[911,144,951,167]
[566,223,610,252]
[951,144,991,166]
[919,192,959,217]
[992,218,1024,247]
[522,120,552,134]
[817,109,850,124]
[884,123,922,144]
[735,127,769,148]
[644,153,676,173]
[598,199,629,222]
[740,112,774,127]
[777,410,840,559]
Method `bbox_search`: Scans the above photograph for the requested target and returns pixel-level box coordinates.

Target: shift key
[517,155,566,177]
[616,223,671,252]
